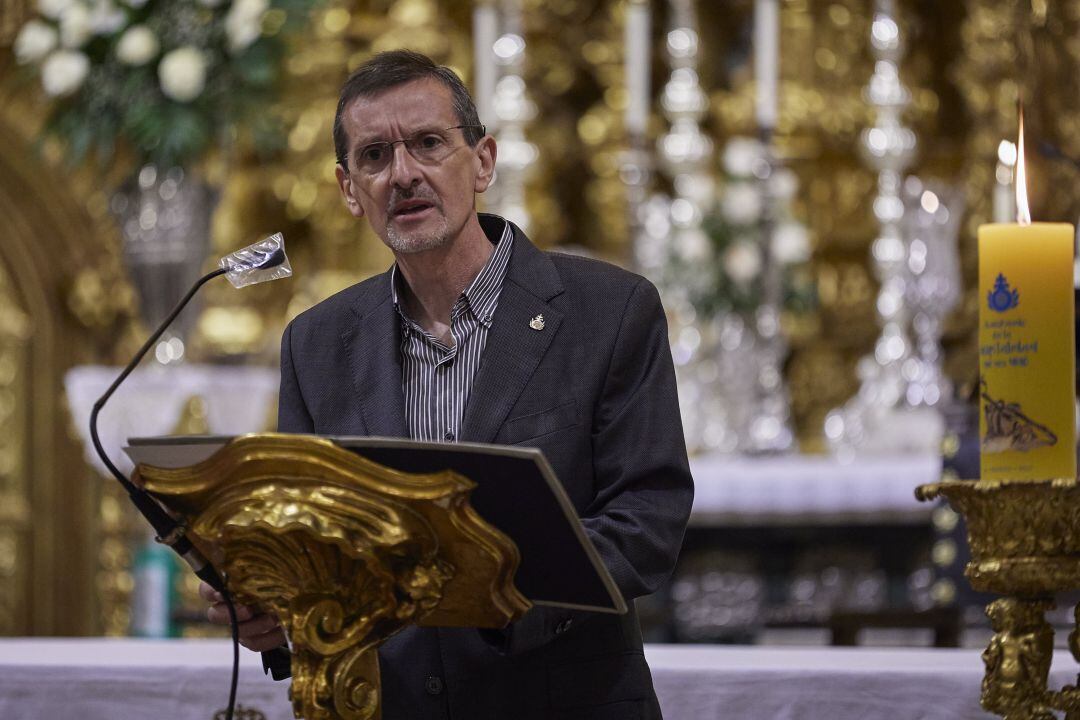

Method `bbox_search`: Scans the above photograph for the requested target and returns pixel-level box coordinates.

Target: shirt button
[425,675,444,695]
[444,430,455,441]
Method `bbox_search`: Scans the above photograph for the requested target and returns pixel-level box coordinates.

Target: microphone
[89,232,292,592]
[219,233,291,287]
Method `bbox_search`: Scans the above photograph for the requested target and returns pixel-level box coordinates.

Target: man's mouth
[392,200,436,217]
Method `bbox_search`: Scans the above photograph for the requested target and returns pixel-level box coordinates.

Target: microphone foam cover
[219,233,293,288]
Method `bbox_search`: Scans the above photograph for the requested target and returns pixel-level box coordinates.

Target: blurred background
[0,0,1076,649]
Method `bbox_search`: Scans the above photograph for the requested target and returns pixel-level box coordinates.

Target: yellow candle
[979,109,1075,482]
[978,222,1075,481]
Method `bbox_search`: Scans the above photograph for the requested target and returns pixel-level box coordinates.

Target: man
[203,50,693,719]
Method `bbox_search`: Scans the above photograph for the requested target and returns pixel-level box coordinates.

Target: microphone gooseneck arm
[89,238,287,720]
[89,266,229,592]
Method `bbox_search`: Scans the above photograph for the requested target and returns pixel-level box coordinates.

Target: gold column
[0,262,31,633]
[0,45,135,633]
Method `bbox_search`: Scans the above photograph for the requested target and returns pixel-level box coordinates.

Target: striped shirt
[391,219,514,442]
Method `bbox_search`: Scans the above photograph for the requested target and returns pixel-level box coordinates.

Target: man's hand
[199,581,287,652]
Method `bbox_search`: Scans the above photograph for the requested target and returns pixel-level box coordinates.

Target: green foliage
[698,210,764,317]
[19,0,320,172]
[668,174,818,322]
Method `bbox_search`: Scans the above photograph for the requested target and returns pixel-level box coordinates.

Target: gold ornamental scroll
[134,433,531,720]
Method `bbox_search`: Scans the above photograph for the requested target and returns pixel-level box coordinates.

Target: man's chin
[384,221,451,254]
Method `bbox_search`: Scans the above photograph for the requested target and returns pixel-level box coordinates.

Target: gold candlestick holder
[916,477,1080,720]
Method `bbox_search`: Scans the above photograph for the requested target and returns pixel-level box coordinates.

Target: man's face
[335,78,495,254]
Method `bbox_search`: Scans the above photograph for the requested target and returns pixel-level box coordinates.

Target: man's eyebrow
[353,125,450,148]
[352,134,386,149]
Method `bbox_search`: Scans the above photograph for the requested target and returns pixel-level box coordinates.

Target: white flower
[770,167,799,200]
[722,136,763,177]
[158,46,208,102]
[723,241,762,285]
[772,222,811,264]
[677,227,712,263]
[40,49,90,96]
[59,2,93,48]
[14,20,58,64]
[721,183,763,225]
[225,0,269,53]
[116,25,159,65]
[88,0,126,35]
[37,0,75,20]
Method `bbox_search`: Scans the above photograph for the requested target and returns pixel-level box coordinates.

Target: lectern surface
[126,433,625,613]
[335,436,620,611]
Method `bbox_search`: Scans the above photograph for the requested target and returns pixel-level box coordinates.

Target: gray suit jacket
[276,215,693,719]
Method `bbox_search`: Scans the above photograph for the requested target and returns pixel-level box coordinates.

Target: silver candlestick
[622,136,654,275]
[622,0,653,270]
[472,0,498,130]
[825,0,924,456]
[649,0,732,453]
[742,131,796,454]
[488,0,537,233]
[901,177,963,411]
[741,0,794,453]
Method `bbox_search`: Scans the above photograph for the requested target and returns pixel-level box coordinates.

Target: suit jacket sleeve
[278,320,315,433]
[492,277,694,655]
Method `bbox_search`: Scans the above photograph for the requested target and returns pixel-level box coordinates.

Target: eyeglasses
[350,124,486,176]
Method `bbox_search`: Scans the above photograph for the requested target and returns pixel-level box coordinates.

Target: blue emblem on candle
[988,273,1020,313]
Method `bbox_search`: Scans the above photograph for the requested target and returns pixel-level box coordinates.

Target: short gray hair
[333,50,484,172]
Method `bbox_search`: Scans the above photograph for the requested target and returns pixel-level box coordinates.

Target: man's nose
[388,141,422,188]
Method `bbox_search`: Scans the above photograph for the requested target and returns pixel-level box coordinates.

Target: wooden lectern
[128,432,623,720]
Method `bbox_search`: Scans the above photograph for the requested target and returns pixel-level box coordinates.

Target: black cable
[87,265,239,718]
[89,266,229,593]
[89,266,227,495]
[221,587,241,720]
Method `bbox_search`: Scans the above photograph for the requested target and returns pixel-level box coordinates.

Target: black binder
[125,434,626,615]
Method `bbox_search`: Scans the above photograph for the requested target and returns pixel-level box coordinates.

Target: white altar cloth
[688,452,942,525]
[645,644,1025,719]
[0,638,1061,719]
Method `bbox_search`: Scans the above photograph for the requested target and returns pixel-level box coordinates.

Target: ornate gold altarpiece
[2,0,1080,638]
[0,1,134,635]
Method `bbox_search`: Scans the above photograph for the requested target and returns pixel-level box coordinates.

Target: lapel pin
[529,314,545,331]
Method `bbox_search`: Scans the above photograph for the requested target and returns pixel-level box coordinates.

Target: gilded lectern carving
[135,433,531,720]
[917,478,1080,720]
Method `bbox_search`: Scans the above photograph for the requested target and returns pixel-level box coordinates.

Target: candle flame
[1016,108,1031,226]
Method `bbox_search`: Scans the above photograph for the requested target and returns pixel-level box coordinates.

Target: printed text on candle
[981,319,1039,369]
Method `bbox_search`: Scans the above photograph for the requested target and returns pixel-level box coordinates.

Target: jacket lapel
[460,223,564,443]
[342,271,409,438]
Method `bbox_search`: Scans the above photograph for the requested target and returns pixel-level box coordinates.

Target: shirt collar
[391,215,513,330]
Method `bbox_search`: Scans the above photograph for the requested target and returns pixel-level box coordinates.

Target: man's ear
[473,135,498,194]
[335,163,365,218]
